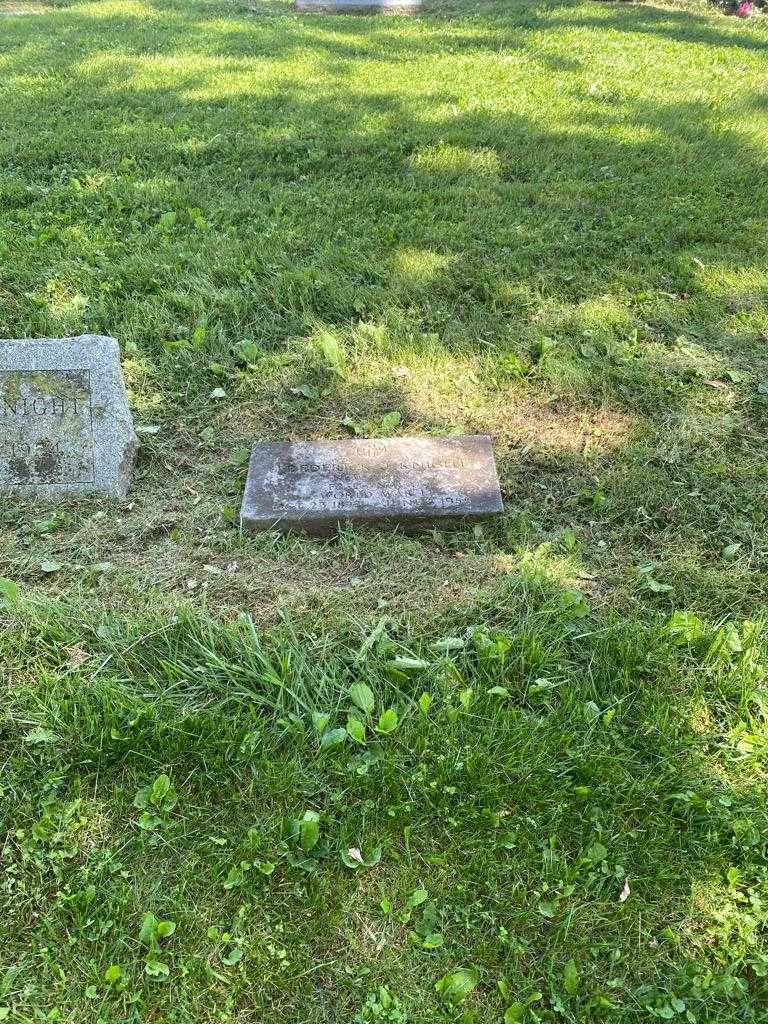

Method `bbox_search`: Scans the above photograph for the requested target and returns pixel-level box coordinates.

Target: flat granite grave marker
[295,0,421,13]
[0,335,138,498]
[240,434,503,535]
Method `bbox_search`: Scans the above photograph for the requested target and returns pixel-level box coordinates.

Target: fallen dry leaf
[619,879,631,903]
[704,379,728,390]
[66,646,88,669]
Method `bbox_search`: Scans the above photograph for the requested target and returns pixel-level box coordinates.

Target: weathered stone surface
[296,0,420,13]
[241,435,503,535]
[0,335,138,498]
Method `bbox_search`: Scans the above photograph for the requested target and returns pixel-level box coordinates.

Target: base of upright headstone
[295,0,421,13]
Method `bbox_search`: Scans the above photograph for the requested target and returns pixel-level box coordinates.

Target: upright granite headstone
[0,335,138,498]
[241,434,503,535]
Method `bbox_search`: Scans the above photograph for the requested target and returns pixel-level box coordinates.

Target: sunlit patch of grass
[569,295,637,343]
[390,247,455,295]
[75,0,161,18]
[409,144,505,181]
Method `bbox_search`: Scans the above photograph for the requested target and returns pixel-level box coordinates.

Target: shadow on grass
[0,0,765,619]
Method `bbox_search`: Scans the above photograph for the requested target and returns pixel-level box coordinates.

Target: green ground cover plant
[0,0,767,1020]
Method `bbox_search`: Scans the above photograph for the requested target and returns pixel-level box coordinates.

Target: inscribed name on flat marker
[240,434,503,535]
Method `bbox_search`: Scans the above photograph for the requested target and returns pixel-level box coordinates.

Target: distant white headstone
[296,0,421,13]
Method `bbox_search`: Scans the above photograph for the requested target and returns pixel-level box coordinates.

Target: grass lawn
[1,0,768,1020]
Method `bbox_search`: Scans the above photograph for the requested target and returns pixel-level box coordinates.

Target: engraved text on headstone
[0,369,95,485]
